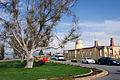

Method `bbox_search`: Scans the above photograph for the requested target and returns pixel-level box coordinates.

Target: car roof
[99,57,114,59]
[83,57,92,59]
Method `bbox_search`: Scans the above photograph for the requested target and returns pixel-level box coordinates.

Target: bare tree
[0,44,5,60]
[0,0,80,68]
[39,49,43,56]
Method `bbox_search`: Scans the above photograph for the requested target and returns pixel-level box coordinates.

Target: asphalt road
[54,61,120,80]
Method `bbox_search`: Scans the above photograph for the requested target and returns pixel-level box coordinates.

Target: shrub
[94,59,98,64]
[0,56,2,60]
[34,60,45,66]
[71,60,77,62]
[38,60,45,65]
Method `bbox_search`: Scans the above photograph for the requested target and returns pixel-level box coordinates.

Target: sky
[54,0,120,52]
[1,0,120,54]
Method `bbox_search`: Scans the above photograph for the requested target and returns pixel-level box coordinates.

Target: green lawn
[0,61,91,80]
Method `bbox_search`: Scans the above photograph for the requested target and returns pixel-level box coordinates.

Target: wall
[64,46,120,60]
[108,46,120,59]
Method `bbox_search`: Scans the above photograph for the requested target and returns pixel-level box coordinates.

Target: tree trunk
[21,56,24,62]
[20,53,25,62]
[25,53,34,68]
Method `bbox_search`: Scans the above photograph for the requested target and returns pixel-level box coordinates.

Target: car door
[100,57,105,64]
[82,58,86,63]
[103,58,107,64]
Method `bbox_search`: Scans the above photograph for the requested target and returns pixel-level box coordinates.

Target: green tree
[0,0,80,68]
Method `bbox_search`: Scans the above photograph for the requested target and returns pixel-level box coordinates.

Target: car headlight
[113,61,116,63]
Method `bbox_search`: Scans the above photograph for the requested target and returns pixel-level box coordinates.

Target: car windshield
[55,55,64,57]
[86,58,92,59]
[58,55,64,57]
[107,57,114,60]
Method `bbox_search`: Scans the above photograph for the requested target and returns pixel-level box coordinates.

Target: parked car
[98,57,120,65]
[54,55,64,60]
[82,57,95,64]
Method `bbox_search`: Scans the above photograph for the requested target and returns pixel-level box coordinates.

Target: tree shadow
[0,60,26,68]
[117,70,120,72]
[0,60,62,68]
[111,70,120,75]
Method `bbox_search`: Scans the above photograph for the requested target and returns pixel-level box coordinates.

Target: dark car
[98,57,120,65]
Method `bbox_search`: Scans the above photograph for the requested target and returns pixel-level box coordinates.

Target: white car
[54,55,64,60]
[82,57,95,64]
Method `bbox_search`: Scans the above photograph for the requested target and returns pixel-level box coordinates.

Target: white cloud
[47,32,76,53]
[0,0,6,3]
[64,41,75,50]
[55,20,120,50]
[82,31,120,47]
[59,20,120,32]
[0,11,9,18]
[80,20,120,32]
[59,22,72,26]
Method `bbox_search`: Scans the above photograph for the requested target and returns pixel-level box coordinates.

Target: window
[119,49,120,55]
[90,51,92,56]
[100,49,102,56]
[110,49,113,56]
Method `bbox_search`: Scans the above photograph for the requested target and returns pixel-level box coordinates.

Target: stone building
[64,38,120,60]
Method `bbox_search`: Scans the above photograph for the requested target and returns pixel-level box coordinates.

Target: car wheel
[82,61,84,63]
[86,61,89,64]
[108,62,111,65]
[98,62,101,65]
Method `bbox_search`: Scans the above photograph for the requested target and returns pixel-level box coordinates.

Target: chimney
[110,37,114,46]
[94,41,98,47]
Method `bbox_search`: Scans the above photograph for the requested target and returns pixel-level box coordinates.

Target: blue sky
[75,0,120,21]
[54,0,120,51]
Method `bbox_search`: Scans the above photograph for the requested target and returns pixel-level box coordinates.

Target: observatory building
[64,38,120,59]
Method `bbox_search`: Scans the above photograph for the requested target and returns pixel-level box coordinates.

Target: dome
[76,39,83,44]
[75,39,84,49]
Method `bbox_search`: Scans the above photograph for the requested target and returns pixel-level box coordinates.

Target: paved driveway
[54,61,120,80]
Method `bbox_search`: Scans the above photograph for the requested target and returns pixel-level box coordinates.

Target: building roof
[66,45,120,51]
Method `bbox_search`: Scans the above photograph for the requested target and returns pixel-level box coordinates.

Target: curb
[52,61,109,80]
[72,69,93,78]
[74,69,108,80]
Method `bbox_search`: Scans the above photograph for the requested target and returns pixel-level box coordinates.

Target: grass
[0,60,91,80]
